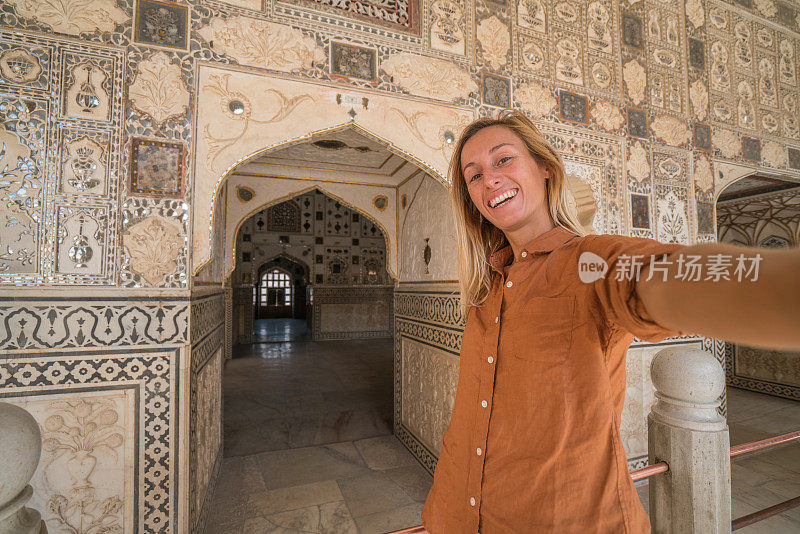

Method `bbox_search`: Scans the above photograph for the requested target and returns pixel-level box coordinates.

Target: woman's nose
[484,168,503,187]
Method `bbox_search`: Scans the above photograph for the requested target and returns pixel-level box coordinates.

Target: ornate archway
[192,62,476,274]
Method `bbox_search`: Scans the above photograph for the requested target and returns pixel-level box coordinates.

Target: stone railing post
[0,402,47,534]
[648,347,731,534]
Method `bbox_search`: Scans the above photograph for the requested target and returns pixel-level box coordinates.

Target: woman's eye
[469,173,482,182]
[497,156,512,165]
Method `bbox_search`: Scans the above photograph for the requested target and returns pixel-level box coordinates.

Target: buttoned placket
[466,266,513,530]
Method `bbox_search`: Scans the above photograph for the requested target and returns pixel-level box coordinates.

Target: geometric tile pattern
[725,342,800,401]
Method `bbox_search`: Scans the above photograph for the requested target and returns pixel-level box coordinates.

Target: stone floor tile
[224,416,293,457]
[383,464,434,503]
[337,472,415,518]
[353,436,419,471]
[255,442,371,490]
[315,409,392,444]
[205,497,246,534]
[247,480,343,517]
[247,500,357,534]
[353,502,424,534]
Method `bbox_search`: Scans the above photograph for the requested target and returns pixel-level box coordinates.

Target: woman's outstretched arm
[636,242,800,351]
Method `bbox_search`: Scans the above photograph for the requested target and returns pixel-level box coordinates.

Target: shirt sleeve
[582,233,689,342]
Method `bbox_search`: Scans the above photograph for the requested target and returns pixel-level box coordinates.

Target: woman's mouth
[488,188,519,208]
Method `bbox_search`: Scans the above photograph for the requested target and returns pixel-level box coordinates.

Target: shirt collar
[489,225,578,273]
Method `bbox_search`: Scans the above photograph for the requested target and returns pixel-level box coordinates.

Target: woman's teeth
[489,189,518,208]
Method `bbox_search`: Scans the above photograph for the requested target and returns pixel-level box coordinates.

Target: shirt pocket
[510,295,576,365]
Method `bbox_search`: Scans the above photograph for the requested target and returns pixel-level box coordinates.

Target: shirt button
[494,316,499,323]
[476,447,482,456]
[487,356,494,364]
[521,251,527,258]
[506,280,513,288]
[470,497,476,507]
[481,400,488,408]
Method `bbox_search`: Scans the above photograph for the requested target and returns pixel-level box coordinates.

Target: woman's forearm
[636,242,800,351]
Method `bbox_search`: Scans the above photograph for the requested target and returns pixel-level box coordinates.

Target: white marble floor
[205,329,431,533]
[726,387,800,533]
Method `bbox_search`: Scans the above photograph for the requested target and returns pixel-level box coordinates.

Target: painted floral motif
[0,121,38,274]
[430,0,465,55]
[689,80,708,121]
[651,115,691,147]
[555,37,583,85]
[202,74,315,169]
[41,398,124,534]
[476,16,510,70]
[381,53,477,102]
[63,137,106,194]
[123,215,184,285]
[65,62,110,121]
[390,107,472,161]
[590,101,624,132]
[693,154,713,193]
[128,52,189,125]
[713,129,741,159]
[627,141,651,183]
[0,49,42,83]
[515,82,556,118]
[656,191,688,244]
[7,0,129,35]
[197,16,325,72]
[623,59,646,105]
[685,0,704,28]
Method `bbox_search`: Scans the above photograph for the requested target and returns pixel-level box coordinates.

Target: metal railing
[729,429,800,531]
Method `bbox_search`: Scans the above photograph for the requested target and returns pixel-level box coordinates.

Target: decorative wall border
[190,289,226,343]
[0,347,181,533]
[724,342,800,401]
[0,296,189,351]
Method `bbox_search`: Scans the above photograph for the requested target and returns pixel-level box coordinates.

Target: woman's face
[461,125,549,235]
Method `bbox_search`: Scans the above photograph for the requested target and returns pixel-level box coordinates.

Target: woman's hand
[636,242,800,351]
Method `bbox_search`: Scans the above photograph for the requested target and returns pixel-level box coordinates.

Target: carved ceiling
[717,185,800,245]
[717,175,800,202]
[232,125,422,187]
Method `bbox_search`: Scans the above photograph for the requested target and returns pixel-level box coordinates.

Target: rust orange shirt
[421,226,688,534]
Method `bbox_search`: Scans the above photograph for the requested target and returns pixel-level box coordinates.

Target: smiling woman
[417,110,800,534]
[449,112,587,315]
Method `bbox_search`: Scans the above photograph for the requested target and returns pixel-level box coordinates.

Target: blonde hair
[450,110,587,315]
